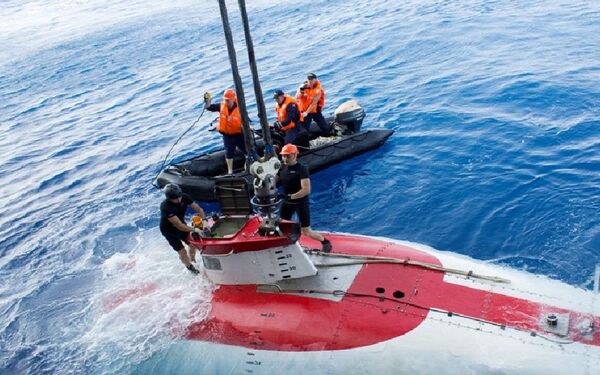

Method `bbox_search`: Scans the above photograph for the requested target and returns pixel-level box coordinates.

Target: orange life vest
[218,100,242,135]
[304,80,325,114]
[275,95,303,131]
[296,90,311,113]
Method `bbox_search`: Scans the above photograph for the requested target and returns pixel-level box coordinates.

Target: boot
[321,239,332,253]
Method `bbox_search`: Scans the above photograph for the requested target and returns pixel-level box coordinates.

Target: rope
[303,249,511,284]
[152,107,207,188]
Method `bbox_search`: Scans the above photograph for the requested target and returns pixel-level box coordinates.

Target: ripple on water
[1,0,599,373]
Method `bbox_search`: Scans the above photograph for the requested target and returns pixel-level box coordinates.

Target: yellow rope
[305,249,511,284]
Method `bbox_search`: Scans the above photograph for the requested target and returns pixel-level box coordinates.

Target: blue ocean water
[0,0,599,373]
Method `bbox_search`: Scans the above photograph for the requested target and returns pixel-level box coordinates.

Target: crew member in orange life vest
[273,89,309,147]
[204,89,247,174]
[296,73,330,136]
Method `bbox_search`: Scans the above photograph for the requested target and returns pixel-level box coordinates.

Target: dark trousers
[222,133,246,158]
[284,126,309,150]
[303,109,330,136]
[281,199,311,227]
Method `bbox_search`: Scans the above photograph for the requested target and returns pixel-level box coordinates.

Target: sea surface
[1,0,599,374]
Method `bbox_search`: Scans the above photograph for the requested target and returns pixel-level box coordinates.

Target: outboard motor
[334,99,366,134]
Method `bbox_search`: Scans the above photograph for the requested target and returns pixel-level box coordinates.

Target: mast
[237,0,274,157]
[216,0,280,228]
[217,0,258,162]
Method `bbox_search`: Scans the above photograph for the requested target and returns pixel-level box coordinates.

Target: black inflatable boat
[156,100,393,201]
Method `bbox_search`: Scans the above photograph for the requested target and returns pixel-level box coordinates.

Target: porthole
[393,290,405,299]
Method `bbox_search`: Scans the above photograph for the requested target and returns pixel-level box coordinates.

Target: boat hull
[156,129,393,201]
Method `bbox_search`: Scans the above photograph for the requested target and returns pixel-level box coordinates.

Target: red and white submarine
[137,1,600,371]
[163,207,600,375]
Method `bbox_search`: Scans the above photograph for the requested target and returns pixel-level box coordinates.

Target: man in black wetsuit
[278,144,332,253]
[160,183,205,274]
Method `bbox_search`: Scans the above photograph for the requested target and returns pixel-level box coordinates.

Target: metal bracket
[540,312,570,337]
[249,157,281,181]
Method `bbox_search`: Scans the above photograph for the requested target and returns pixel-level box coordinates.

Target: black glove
[187,264,200,275]
[286,194,293,201]
[273,121,283,131]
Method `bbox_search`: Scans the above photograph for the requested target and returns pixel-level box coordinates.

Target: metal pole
[217,0,257,162]
[237,0,274,157]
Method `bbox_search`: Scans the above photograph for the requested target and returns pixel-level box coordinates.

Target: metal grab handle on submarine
[247,122,283,231]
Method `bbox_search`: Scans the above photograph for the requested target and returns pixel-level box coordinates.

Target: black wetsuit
[160,194,193,251]
[279,162,311,227]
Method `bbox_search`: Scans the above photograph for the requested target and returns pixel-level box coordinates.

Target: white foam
[81,229,214,374]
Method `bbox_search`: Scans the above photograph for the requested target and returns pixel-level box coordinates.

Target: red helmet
[223,89,236,100]
[280,144,299,155]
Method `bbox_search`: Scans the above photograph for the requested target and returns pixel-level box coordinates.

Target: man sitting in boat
[296,81,310,128]
[204,89,246,175]
[160,183,205,275]
[278,144,332,253]
[296,72,330,136]
[272,89,309,149]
